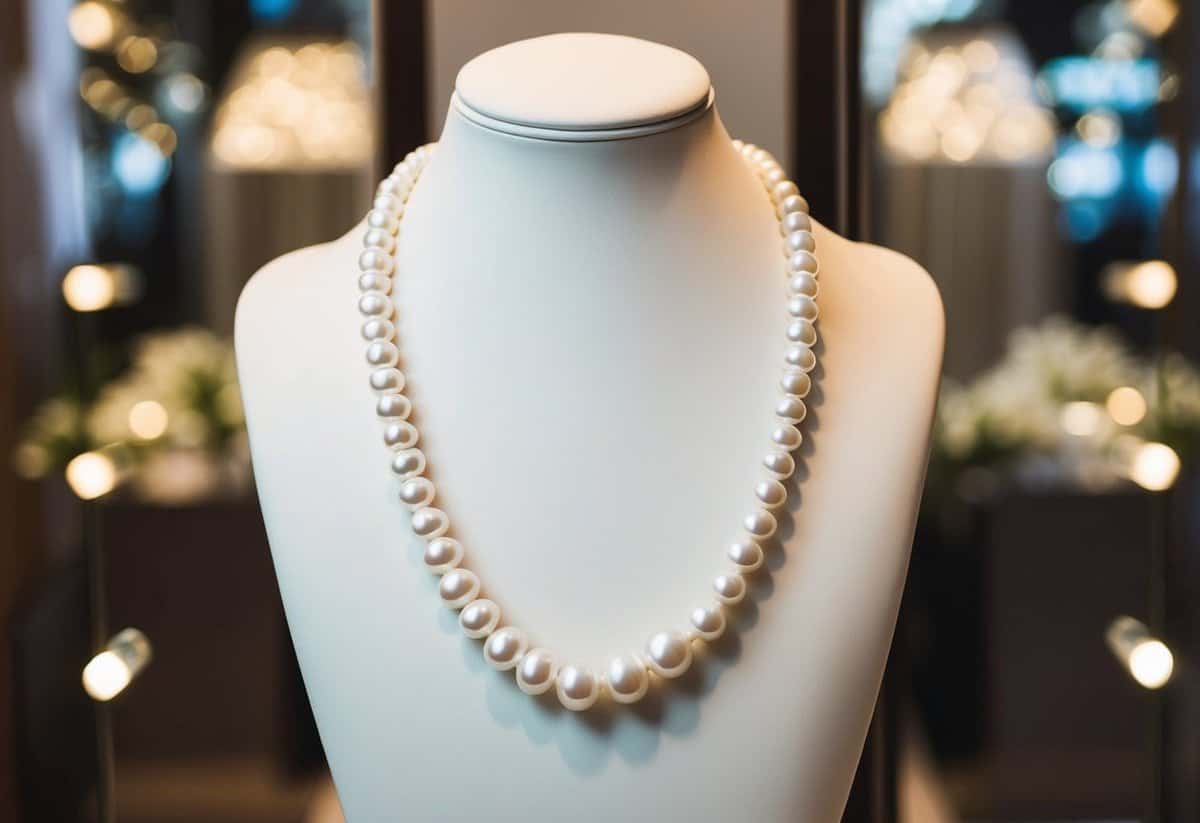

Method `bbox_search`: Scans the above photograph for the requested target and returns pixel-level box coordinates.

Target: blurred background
[0,1,1197,821]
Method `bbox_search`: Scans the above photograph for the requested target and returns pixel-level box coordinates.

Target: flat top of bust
[455,33,711,130]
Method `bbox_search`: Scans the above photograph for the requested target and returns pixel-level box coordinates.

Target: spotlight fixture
[82,628,153,701]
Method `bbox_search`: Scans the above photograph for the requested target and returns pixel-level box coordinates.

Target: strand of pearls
[357,140,818,711]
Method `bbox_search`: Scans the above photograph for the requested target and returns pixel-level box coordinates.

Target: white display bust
[236,33,943,822]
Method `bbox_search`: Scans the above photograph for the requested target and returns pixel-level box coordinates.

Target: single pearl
[358,271,391,293]
[781,211,812,235]
[362,228,396,252]
[788,250,819,274]
[390,448,425,478]
[784,230,816,255]
[754,478,788,509]
[370,367,405,394]
[365,340,399,367]
[771,180,800,203]
[373,193,402,216]
[377,175,410,197]
[376,394,412,419]
[411,506,449,539]
[785,345,817,372]
[366,209,398,234]
[383,420,419,449]
[787,295,819,321]
[764,451,796,479]
[763,166,787,187]
[645,631,693,679]
[556,665,600,711]
[781,369,812,398]
[606,655,649,704]
[358,291,392,318]
[739,143,757,160]
[690,604,727,641]
[787,272,820,298]
[728,539,765,571]
[771,424,803,451]
[361,317,395,342]
[516,648,558,695]
[459,599,501,639]
[485,628,528,671]
[358,249,394,274]
[731,138,745,151]
[744,509,777,540]
[786,319,818,347]
[775,396,807,424]
[399,476,435,508]
[714,572,747,605]
[423,537,462,573]
[438,568,479,608]
[776,194,808,218]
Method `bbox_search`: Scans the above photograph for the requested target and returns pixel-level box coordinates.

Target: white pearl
[690,604,726,641]
[731,138,745,151]
[363,228,396,252]
[763,166,786,187]
[556,664,599,711]
[358,249,394,274]
[754,478,788,509]
[516,648,558,695]
[645,631,692,679]
[728,539,765,571]
[787,272,820,298]
[786,319,818,347]
[459,599,500,639]
[606,655,649,704]
[784,230,816,255]
[373,194,402,216]
[775,396,807,423]
[781,369,812,397]
[390,448,425,478]
[739,143,758,160]
[787,295,819,321]
[781,211,812,235]
[751,148,773,165]
[771,424,803,451]
[743,509,777,539]
[399,476,435,508]
[764,451,796,479]
[358,291,392,318]
[411,506,449,539]
[366,209,398,234]
[377,175,409,197]
[714,572,747,605]
[370,367,405,393]
[383,420,419,449]
[785,345,817,372]
[788,250,819,274]
[365,340,399,367]
[776,194,808,218]
[771,180,799,203]
[358,271,391,293]
[438,568,479,607]
[484,628,528,671]
[423,536,462,573]
[361,317,394,342]
[376,394,411,419]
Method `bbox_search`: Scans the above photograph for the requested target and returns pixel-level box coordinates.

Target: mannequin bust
[236,33,943,822]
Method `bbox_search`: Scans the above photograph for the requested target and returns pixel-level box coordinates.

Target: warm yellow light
[1105,260,1178,309]
[65,451,118,500]
[139,121,178,156]
[1076,109,1121,148]
[128,400,168,440]
[1059,401,1103,437]
[62,264,116,311]
[1126,0,1179,37]
[82,650,131,701]
[116,35,158,74]
[124,103,158,131]
[1106,386,1147,426]
[68,2,118,51]
[1129,639,1174,689]
[1129,441,1181,491]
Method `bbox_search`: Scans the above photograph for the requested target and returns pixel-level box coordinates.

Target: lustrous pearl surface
[777,194,808,217]
[365,209,398,233]
[781,369,812,397]
[728,539,765,571]
[358,271,391,293]
[398,476,435,508]
[484,628,528,671]
[358,291,391,318]
[411,506,449,539]
[383,421,419,449]
[755,478,788,509]
[376,394,412,419]
[785,344,817,371]
[516,648,557,695]
[390,448,425,478]
[606,655,649,704]
[784,230,816,254]
[714,573,747,605]
[788,250,819,274]
[690,604,727,641]
[358,249,394,274]
[361,317,395,341]
[744,509,777,539]
[423,537,462,573]
[764,451,796,479]
[365,340,399,367]
[771,424,803,451]
[772,180,799,202]
[459,599,500,639]
[370,367,405,393]
[786,319,818,347]
[556,665,599,711]
[645,631,692,679]
[781,211,812,234]
[363,228,396,252]
[787,295,819,321]
[788,272,820,298]
[438,568,479,607]
[775,396,807,423]
[373,194,402,216]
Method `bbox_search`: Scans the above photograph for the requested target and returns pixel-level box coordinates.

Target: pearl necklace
[356,139,819,711]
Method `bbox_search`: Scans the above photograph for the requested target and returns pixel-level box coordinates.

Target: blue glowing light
[1140,140,1178,198]
[250,0,298,22]
[1039,57,1160,113]
[111,132,170,196]
[1047,141,1123,200]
